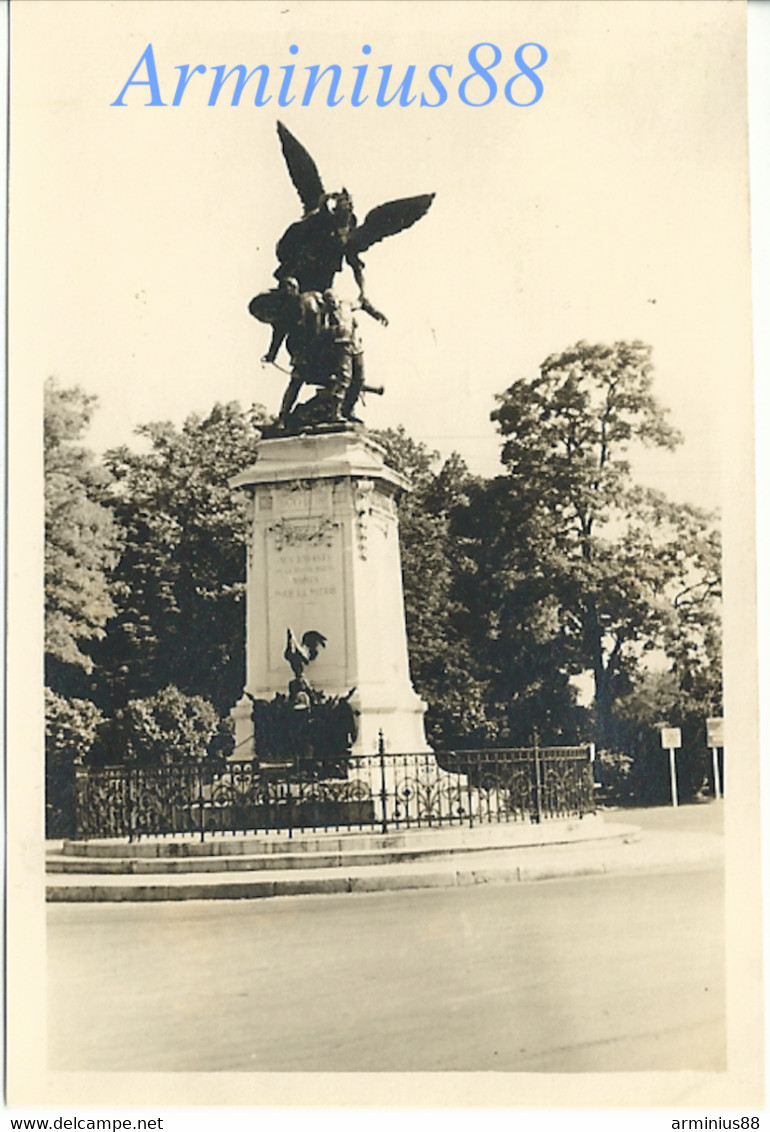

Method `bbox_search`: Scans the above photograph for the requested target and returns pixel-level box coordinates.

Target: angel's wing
[348,194,435,254]
[277,121,326,214]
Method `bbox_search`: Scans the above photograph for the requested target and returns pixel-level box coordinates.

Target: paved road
[603,800,723,836]
[48,807,724,1073]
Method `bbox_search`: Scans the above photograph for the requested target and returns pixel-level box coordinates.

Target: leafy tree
[44,378,120,696]
[373,427,495,747]
[93,402,266,713]
[449,474,590,745]
[598,493,721,804]
[490,341,721,749]
[374,425,592,748]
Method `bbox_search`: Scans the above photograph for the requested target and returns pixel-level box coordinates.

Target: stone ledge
[53,813,612,859]
[44,825,724,903]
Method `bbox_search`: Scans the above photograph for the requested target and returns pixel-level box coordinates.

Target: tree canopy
[489,340,720,754]
[92,401,267,714]
[371,427,498,747]
[44,378,120,695]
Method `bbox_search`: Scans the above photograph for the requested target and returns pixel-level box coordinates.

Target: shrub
[99,686,221,768]
[594,750,634,807]
[45,689,103,836]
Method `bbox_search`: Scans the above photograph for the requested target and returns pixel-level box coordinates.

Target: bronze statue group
[249,121,434,432]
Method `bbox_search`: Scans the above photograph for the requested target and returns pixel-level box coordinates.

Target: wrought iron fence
[68,744,595,842]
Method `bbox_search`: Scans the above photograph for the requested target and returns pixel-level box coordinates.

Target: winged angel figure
[249,122,434,430]
[272,120,435,325]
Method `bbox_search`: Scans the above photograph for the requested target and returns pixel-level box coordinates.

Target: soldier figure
[320,291,365,423]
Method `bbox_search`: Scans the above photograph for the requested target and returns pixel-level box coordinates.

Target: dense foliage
[371,427,495,747]
[487,342,721,779]
[89,685,222,769]
[45,688,105,836]
[91,402,266,714]
[44,378,121,697]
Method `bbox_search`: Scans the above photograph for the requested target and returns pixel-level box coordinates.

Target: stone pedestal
[230,428,429,756]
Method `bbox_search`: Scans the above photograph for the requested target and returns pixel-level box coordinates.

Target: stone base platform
[45,815,645,902]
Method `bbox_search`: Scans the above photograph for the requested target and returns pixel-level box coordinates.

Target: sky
[11,0,754,511]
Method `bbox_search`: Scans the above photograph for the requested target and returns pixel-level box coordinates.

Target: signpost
[660,727,682,807]
[706,717,724,798]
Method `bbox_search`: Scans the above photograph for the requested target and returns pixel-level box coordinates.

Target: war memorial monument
[230,121,436,763]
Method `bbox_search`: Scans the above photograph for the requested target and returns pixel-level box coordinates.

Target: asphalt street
[47,805,725,1073]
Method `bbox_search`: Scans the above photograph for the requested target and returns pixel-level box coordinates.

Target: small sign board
[660,727,682,749]
[706,717,724,748]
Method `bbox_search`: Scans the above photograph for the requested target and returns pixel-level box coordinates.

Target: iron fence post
[197,759,206,843]
[466,753,474,829]
[286,772,293,840]
[533,730,543,824]
[127,766,135,842]
[378,731,389,834]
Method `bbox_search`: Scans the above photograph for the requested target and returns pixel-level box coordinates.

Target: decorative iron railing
[68,744,595,842]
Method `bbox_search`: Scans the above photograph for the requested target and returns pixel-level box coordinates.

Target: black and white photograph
[6,0,765,1115]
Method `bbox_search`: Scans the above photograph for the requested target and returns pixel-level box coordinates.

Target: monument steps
[47,820,637,876]
[53,813,618,857]
[42,816,662,901]
[49,813,625,861]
